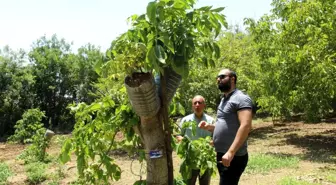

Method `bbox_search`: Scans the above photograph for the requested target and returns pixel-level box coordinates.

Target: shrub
[0,162,12,184]
[17,128,52,164]
[8,109,45,144]
[25,162,48,184]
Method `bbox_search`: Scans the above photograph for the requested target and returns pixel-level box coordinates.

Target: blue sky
[0,0,272,52]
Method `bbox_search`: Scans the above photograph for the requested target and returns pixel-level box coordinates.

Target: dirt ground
[0,120,335,185]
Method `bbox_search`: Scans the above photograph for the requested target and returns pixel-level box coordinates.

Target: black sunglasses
[217,74,230,79]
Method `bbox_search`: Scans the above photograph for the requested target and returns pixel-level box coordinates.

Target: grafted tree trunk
[126,70,181,185]
[136,116,168,185]
[125,72,168,185]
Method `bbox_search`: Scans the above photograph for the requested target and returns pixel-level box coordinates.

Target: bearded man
[199,69,253,185]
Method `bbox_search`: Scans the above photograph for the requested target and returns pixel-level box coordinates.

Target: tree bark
[137,116,168,185]
[126,72,178,184]
[160,74,174,185]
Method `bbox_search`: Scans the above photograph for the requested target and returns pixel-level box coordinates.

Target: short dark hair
[229,70,237,84]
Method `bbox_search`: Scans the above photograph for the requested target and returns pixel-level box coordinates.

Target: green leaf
[206,160,213,169]
[111,163,121,180]
[88,102,102,112]
[172,55,189,78]
[176,142,184,155]
[129,118,138,126]
[198,6,212,11]
[157,6,165,21]
[201,57,208,67]
[146,2,156,23]
[212,7,225,12]
[154,45,167,64]
[137,14,146,21]
[147,46,161,72]
[133,180,147,185]
[186,12,193,21]
[60,139,72,163]
[180,160,191,179]
[173,1,187,9]
[77,153,86,176]
[213,42,220,58]
[139,150,146,162]
[127,128,135,140]
[177,102,185,115]
[159,35,175,54]
[169,102,177,115]
[214,13,228,28]
[191,122,196,136]
[103,97,115,107]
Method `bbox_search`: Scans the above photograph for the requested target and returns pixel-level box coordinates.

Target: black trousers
[186,169,211,185]
[216,152,248,185]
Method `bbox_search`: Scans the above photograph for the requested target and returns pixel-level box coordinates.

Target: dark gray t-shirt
[213,89,253,156]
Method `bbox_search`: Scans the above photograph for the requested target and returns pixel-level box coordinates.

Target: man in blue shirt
[199,69,253,185]
[177,95,215,185]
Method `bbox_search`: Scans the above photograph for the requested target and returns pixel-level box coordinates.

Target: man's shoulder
[181,114,194,122]
[203,113,214,119]
[233,89,252,101]
[231,89,253,109]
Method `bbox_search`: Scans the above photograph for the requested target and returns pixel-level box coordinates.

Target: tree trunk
[160,74,174,185]
[126,71,180,184]
[126,72,168,184]
[137,116,168,185]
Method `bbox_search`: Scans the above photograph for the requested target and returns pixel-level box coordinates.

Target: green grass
[48,162,66,185]
[25,161,48,184]
[0,162,12,185]
[278,177,321,185]
[252,117,273,125]
[252,118,265,125]
[319,166,336,184]
[246,153,300,174]
[326,172,336,183]
[53,135,69,147]
[47,182,60,185]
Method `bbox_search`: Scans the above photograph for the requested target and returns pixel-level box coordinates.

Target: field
[0,120,335,185]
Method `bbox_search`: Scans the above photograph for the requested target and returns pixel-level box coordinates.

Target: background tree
[73,44,102,104]
[245,0,336,122]
[29,35,103,130]
[176,28,260,116]
[0,46,35,136]
[29,35,75,130]
[0,36,102,137]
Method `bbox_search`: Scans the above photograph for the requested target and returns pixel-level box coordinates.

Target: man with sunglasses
[176,95,215,185]
[199,69,253,185]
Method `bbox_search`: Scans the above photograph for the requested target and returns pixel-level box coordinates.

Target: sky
[0,0,273,52]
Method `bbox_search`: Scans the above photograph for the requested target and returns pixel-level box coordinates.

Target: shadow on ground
[249,124,299,142]
[248,122,336,164]
[284,132,336,164]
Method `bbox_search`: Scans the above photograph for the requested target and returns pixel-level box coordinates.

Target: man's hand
[198,121,207,129]
[222,151,234,167]
[210,139,214,146]
[176,135,184,142]
[198,121,215,132]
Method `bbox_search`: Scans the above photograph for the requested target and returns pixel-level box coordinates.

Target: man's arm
[228,109,252,154]
[221,109,252,167]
